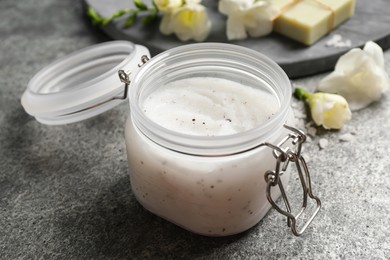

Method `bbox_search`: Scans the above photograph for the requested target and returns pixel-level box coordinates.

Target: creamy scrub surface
[142,77,279,136]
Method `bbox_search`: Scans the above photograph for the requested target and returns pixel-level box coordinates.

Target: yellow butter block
[271,0,355,45]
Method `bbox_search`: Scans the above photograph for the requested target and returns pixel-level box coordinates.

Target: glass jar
[21,41,320,237]
[125,43,294,236]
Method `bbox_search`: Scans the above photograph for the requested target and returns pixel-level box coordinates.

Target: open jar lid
[21,41,150,125]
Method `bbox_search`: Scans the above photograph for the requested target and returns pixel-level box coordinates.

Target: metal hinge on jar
[117,55,150,100]
[60,55,150,117]
[264,125,321,236]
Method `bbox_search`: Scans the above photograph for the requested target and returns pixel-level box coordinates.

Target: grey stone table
[1,0,389,259]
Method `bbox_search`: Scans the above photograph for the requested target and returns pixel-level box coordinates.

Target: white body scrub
[125,77,292,236]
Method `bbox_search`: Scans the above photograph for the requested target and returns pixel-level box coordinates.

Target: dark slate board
[84,0,390,78]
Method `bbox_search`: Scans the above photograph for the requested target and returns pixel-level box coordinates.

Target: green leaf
[147,7,158,15]
[124,12,137,27]
[141,14,158,25]
[112,9,132,19]
[101,17,112,26]
[152,1,159,11]
[99,8,134,26]
[87,7,103,25]
[134,0,148,10]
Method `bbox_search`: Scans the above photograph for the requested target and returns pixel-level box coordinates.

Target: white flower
[318,41,390,111]
[159,12,175,35]
[295,88,352,130]
[153,0,183,13]
[160,2,211,42]
[218,0,278,40]
[185,0,201,4]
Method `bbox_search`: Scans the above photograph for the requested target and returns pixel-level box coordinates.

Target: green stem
[87,0,159,27]
[103,9,134,26]
[294,87,312,101]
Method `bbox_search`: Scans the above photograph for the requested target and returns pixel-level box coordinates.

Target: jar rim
[130,43,292,156]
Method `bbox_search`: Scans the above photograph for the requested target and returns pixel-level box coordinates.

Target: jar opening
[130,43,292,156]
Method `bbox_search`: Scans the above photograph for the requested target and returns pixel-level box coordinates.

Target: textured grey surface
[1,0,390,259]
[85,0,390,78]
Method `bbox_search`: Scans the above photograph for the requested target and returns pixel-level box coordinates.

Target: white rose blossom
[295,88,352,130]
[318,41,390,110]
[218,0,278,40]
[159,0,211,42]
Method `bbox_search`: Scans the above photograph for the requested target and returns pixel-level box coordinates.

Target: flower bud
[295,88,352,130]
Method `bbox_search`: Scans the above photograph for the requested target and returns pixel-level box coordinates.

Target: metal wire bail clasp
[264,125,321,236]
[116,55,150,100]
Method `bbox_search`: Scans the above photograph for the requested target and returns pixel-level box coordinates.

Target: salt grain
[318,138,329,149]
[348,127,358,135]
[339,133,354,142]
[307,126,317,137]
[294,110,307,119]
[326,34,351,48]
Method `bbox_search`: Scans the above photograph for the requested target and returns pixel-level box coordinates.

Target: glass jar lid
[21,41,150,125]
